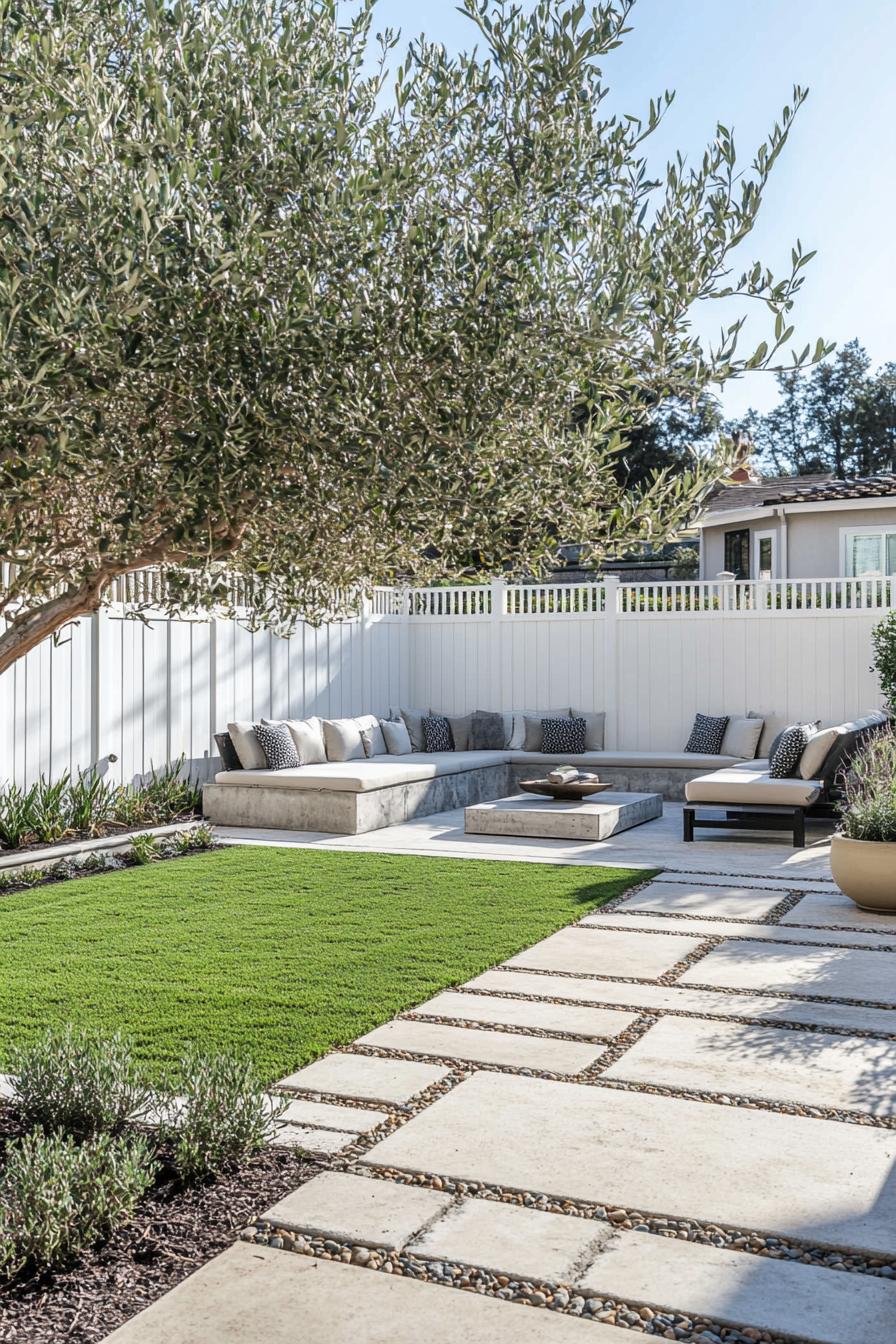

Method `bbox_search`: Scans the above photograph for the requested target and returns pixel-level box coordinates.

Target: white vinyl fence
[0,577,890,785]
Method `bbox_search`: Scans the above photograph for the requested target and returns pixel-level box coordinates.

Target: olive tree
[0,0,825,673]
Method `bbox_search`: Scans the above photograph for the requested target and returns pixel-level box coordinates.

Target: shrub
[114,758,202,829]
[839,728,896,843]
[169,824,217,855]
[0,1130,155,1278]
[161,1049,281,1181]
[66,770,118,836]
[0,782,37,849]
[129,832,161,865]
[9,1026,153,1136]
[871,611,896,711]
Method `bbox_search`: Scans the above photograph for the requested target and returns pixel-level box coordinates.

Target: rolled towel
[547,766,580,784]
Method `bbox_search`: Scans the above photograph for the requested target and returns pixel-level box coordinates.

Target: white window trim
[753,530,777,580]
[840,524,896,577]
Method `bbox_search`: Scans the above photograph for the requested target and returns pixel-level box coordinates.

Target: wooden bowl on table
[519,779,613,801]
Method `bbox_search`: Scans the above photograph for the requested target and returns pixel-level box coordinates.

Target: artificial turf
[0,847,647,1082]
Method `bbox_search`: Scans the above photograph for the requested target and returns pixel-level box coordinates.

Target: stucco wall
[701,503,896,578]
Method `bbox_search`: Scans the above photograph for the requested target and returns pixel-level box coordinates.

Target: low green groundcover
[0,847,647,1082]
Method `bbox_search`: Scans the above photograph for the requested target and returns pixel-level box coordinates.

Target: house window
[842,528,896,577]
[724,529,750,579]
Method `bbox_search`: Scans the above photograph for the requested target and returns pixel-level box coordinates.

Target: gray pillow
[381,718,412,755]
[391,706,430,752]
[470,710,505,751]
[227,720,267,770]
[322,717,365,762]
[446,713,472,752]
[571,710,605,751]
[720,716,764,760]
[511,708,570,751]
[355,714,387,758]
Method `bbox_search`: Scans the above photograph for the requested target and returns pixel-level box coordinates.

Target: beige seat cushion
[213,751,508,794]
[686,761,822,808]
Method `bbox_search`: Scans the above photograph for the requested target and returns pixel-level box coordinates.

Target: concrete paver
[269,1124,356,1154]
[503,926,704,979]
[680,941,896,1006]
[602,1015,896,1114]
[362,1071,896,1256]
[260,1172,451,1248]
[581,1230,896,1344]
[781,891,896,932]
[409,990,637,1038]
[277,1052,450,1104]
[581,911,896,949]
[278,1098,388,1133]
[617,881,784,920]
[356,1019,601,1075]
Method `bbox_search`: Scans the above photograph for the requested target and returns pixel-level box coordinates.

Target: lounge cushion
[394,707,430,752]
[685,713,729,755]
[799,725,843,781]
[213,750,509,793]
[446,713,472,751]
[541,717,586,753]
[470,710,505,751]
[254,721,302,770]
[423,715,454,752]
[686,761,822,808]
[227,720,266,770]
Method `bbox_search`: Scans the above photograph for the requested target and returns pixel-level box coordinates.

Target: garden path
[105,838,896,1344]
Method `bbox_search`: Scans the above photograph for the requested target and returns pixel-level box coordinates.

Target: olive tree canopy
[0,0,825,672]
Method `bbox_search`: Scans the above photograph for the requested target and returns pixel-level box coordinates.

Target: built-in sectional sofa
[201,706,884,838]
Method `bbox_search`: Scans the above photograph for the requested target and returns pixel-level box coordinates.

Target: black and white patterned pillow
[254,721,302,770]
[541,717,586,754]
[769,723,812,779]
[423,715,454,753]
[685,713,730,755]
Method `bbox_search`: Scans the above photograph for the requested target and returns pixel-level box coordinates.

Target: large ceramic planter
[830,834,896,913]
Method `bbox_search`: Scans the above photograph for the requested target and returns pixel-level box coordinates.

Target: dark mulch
[0,1107,322,1343]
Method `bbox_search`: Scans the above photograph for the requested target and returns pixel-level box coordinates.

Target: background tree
[736,339,896,476]
[0,0,826,676]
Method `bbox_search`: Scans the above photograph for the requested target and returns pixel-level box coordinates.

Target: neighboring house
[695,471,896,580]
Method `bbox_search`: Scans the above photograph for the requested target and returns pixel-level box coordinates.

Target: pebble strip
[349,1165,896,1281]
[239,1223,785,1344]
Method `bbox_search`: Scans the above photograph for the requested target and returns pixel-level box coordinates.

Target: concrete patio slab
[104,1243,625,1343]
[409,990,637,1038]
[356,1020,601,1075]
[260,1172,451,1248]
[680,941,896,1006]
[617,881,785,920]
[781,891,896,932]
[581,911,896,948]
[362,1072,896,1256]
[278,1098,389,1133]
[503,926,704,979]
[277,1053,451,1105]
[269,1124,356,1154]
[464,969,896,1033]
[602,1015,896,1114]
[581,1230,896,1344]
[409,1197,611,1283]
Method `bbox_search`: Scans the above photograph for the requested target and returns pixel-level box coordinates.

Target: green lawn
[0,847,647,1081]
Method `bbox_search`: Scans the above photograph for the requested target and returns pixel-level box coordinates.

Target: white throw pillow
[322,717,365,762]
[571,710,606,751]
[355,713,387,758]
[720,716,764,760]
[381,718,413,755]
[227,720,266,770]
[509,708,570,751]
[264,716,326,766]
[799,725,844,780]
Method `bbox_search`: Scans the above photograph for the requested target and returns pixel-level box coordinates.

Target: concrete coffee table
[465,791,663,841]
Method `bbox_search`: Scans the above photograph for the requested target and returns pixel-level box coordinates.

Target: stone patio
[105,809,896,1344]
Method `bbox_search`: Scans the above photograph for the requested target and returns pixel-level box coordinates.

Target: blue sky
[371,0,896,420]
